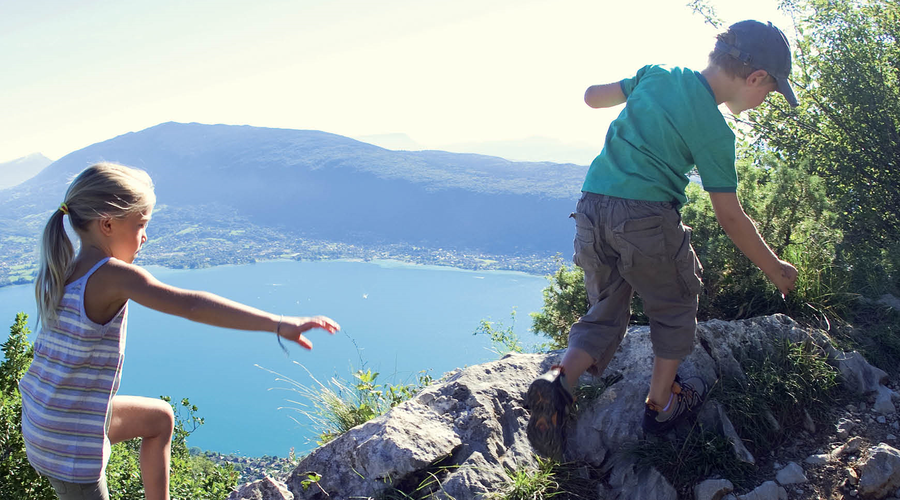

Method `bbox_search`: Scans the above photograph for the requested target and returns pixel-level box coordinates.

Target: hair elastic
[276,315,289,356]
[59,203,69,215]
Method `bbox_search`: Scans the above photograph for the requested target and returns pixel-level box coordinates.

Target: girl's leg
[107,395,174,500]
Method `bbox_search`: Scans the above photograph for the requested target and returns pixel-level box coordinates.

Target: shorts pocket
[613,215,666,269]
[675,226,703,296]
[570,212,602,268]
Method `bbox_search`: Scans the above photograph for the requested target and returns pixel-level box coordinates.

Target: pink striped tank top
[19,257,128,482]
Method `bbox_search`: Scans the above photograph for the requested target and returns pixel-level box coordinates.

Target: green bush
[1,313,55,500]
[474,308,525,356]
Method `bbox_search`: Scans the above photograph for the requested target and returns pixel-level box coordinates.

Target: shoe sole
[525,377,565,460]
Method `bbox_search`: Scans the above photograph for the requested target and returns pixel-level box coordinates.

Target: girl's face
[109,209,152,263]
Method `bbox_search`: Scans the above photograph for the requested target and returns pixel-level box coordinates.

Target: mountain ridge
[0,122,587,286]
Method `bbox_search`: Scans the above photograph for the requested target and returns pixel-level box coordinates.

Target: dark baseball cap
[714,20,798,107]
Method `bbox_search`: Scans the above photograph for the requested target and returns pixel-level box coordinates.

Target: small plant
[572,372,623,416]
[717,337,841,453]
[260,362,433,445]
[492,457,603,500]
[626,426,756,497]
[498,456,561,500]
[300,472,326,494]
[474,308,524,357]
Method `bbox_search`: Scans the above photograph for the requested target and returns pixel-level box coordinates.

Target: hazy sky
[1,0,791,164]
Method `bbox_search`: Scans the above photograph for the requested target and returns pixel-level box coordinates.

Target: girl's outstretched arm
[101,258,339,349]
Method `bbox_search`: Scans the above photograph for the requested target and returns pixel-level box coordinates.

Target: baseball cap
[714,20,798,107]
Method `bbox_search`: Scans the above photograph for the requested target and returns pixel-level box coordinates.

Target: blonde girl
[19,162,340,500]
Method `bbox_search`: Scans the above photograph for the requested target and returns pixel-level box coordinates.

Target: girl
[19,162,340,500]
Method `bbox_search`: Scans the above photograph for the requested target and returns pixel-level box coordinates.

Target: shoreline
[0,254,559,290]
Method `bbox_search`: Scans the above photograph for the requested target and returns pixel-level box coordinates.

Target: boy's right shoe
[525,366,574,461]
[642,375,708,435]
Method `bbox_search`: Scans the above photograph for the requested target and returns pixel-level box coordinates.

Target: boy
[525,20,800,460]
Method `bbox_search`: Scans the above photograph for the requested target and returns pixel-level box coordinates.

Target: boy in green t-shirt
[525,20,801,460]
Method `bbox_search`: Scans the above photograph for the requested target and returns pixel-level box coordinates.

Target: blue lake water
[1,259,548,457]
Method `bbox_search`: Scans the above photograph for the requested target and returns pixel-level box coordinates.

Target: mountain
[0,153,53,189]
[441,136,599,165]
[0,122,588,284]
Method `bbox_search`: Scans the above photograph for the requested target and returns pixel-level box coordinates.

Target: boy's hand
[279,316,341,350]
[765,260,798,296]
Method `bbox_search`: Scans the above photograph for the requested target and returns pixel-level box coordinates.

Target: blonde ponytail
[34,162,156,325]
[35,209,75,325]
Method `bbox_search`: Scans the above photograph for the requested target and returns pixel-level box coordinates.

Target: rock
[833,436,866,459]
[737,480,788,500]
[805,453,830,466]
[858,444,900,499]
[876,385,898,415]
[802,409,816,433]
[694,478,734,500]
[228,315,892,499]
[606,462,677,500]
[775,462,807,485]
[288,353,543,499]
[837,418,854,440]
[698,401,755,464]
[228,476,294,500]
[836,351,889,395]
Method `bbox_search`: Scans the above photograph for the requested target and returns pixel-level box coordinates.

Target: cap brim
[777,78,799,107]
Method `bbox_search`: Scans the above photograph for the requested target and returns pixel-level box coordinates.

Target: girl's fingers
[295,334,312,350]
[312,316,340,333]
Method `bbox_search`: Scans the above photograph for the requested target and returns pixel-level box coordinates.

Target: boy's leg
[614,203,707,432]
[107,395,175,500]
[526,194,633,459]
[648,357,680,407]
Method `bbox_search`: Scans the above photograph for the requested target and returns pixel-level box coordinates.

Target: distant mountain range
[0,122,588,285]
[355,133,600,165]
[0,153,53,189]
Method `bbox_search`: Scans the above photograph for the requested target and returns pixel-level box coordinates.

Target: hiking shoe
[525,366,575,460]
[642,375,708,435]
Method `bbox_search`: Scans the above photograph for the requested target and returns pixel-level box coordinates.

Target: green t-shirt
[582,65,737,206]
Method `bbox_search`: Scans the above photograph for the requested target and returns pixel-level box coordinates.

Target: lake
[1,259,549,457]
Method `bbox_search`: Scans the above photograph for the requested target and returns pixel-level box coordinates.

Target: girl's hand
[278,316,340,350]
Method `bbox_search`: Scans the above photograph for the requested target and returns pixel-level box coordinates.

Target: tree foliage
[747,0,900,294]
[529,259,589,350]
[1,313,55,500]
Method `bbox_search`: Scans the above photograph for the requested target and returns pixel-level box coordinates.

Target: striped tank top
[19,257,128,483]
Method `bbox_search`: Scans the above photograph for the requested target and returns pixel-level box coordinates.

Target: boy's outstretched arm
[709,192,798,295]
[585,82,626,108]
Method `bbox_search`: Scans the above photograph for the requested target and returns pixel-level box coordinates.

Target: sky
[0,0,792,165]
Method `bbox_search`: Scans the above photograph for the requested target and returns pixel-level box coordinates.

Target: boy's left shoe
[642,375,708,435]
[525,366,574,461]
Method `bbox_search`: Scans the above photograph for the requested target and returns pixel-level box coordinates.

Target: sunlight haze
[1,0,789,164]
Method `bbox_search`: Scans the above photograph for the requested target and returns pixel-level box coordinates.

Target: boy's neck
[700,66,737,106]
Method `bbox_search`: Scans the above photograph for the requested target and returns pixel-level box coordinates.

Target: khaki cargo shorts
[568,192,703,373]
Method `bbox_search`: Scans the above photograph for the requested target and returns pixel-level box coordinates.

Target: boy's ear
[746,69,771,87]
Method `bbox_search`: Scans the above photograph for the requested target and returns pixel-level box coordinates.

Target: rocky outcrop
[228,476,294,500]
[231,315,898,500]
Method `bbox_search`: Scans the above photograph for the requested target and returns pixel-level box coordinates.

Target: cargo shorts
[567,192,703,373]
